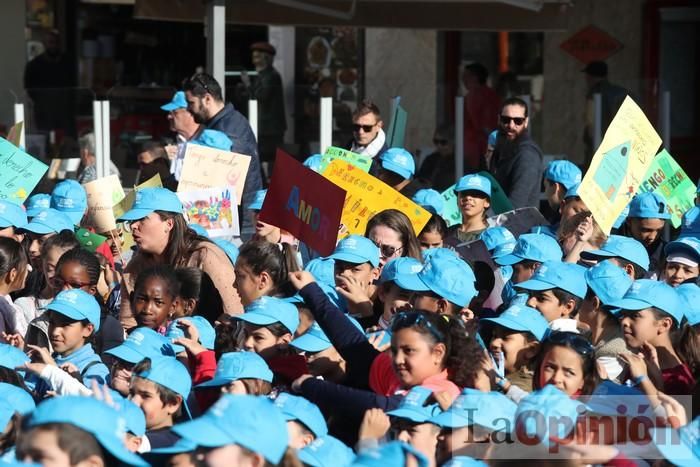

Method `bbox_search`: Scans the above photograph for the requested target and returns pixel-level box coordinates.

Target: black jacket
[492,132,543,209]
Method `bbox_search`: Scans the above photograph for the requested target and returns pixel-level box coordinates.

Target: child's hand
[91,380,116,407]
[288,271,316,290]
[553,439,619,464]
[17,362,47,376]
[335,275,373,317]
[367,331,390,352]
[657,392,688,428]
[618,352,647,379]
[172,336,206,356]
[358,408,391,441]
[177,319,201,343]
[433,391,455,411]
[27,344,57,367]
[574,216,594,243]
[640,342,660,367]
[60,363,80,378]
[1,332,24,349]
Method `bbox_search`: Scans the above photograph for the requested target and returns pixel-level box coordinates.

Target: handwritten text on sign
[0,137,48,203]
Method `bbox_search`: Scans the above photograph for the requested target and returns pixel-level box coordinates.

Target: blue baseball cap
[188,222,209,237]
[379,257,423,284]
[106,327,175,364]
[0,400,16,433]
[529,224,557,239]
[455,174,491,198]
[22,208,74,234]
[291,317,363,353]
[303,154,323,173]
[149,438,198,455]
[412,189,444,216]
[677,284,700,326]
[628,192,671,219]
[395,252,476,307]
[580,235,650,272]
[298,435,356,467]
[173,394,288,464]
[652,415,700,467]
[564,183,581,199]
[544,160,582,190]
[516,261,587,299]
[196,351,273,388]
[214,238,239,265]
[0,343,29,370]
[584,260,633,306]
[305,257,336,287]
[248,189,267,211]
[480,227,516,255]
[166,316,216,354]
[161,91,188,111]
[47,289,101,331]
[135,356,192,401]
[191,129,233,151]
[50,180,87,225]
[429,388,516,432]
[608,279,683,325]
[387,386,442,423]
[27,396,148,467]
[350,442,428,467]
[481,304,549,341]
[380,148,415,180]
[111,395,147,437]
[0,200,28,229]
[680,206,700,237]
[665,236,700,263]
[273,392,328,438]
[515,385,587,446]
[494,233,562,266]
[25,193,51,218]
[118,187,183,222]
[0,383,35,415]
[235,296,300,334]
[442,457,488,467]
[329,235,380,268]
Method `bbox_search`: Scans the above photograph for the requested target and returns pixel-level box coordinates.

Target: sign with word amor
[637,150,696,228]
[178,143,251,205]
[322,160,431,239]
[578,96,662,233]
[260,149,345,256]
[0,137,48,203]
[319,146,372,174]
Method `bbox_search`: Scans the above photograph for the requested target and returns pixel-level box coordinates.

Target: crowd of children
[0,153,698,467]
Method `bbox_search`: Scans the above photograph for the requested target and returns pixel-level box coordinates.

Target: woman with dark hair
[364,209,422,270]
[117,187,241,330]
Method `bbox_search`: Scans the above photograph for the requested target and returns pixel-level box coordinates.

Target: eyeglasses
[50,276,92,291]
[545,331,594,356]
[372,240,403,259]
[500,115,526,126]
[353,123,377,133]
[433,138,449,146]
[392,311,445,342]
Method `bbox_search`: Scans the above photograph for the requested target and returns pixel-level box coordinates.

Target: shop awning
[134,0,571,31]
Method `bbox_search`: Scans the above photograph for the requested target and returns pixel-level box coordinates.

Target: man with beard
[183,73,262,238]
[490,97,543,209]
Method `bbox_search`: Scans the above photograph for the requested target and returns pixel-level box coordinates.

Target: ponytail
[237,240,300,297]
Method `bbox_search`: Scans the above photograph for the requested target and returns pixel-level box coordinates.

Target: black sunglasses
[353,123,376,133]
[372,240,403,259]
[545,331,594,356]
[392,311,445,342]
[500,115,526,126]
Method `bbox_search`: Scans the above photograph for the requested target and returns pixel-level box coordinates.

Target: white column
[206,0,226,99]
[93,101,104,179]
[13,103,25,149]
[320,97,333,154]
[248,99,258,140]
[268,26,295,143]
[101,100,111,178]
[593,93,603,151]
[659,91,671,151]
[454,96,464,182]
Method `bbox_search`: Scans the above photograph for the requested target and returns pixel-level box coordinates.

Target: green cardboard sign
[320,146,372,173]
[0,137,48,203]
[387,100,407,148]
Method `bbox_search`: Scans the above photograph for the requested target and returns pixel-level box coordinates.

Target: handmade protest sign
[637,150,696,228]
[178,187,239,237]
[578,96,662,233]
[441,172,513,227]
[323,160,431,239]
[177,143,251,205]
[84,174,125,233]
[319,146,372,174]
[0,137,48,203]
[112,173,163,219]
[260,150,345,255]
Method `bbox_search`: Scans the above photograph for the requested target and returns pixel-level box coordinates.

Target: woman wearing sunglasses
[365,209,422,270]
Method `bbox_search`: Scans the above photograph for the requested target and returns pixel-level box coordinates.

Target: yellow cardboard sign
[83,174,125,233]
[578,96,662,233]
[112,173,163,219]
[177,143,251,205]
[322,160,431,239]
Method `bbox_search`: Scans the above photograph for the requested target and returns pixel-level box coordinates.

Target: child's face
[418,230,443,250]
[458,192,490,220]
[619,308,666,348]
[28,233,53,268]
[538,345,586,396]
[206,443,258,467]
[664,261,699,287]
[511,262,537,284]
[391,328,445,387]
[393,420,439,466]
[19,426,75,467]
[436,425,488,465]
[132,276,176,329]
[110,358,134,396]
[527,290,571,322]
[43,246,71,294]
[489,326,535,374]
[221,380,249,396]
[544,179,562,210]
[379,282,412,323]
[53,260,95,296]
[334,260,378,294]
[47,311,92,356]
[627,218,665,247]
[129,377,178,430]
[560,198,588,224]
[233,260,265,306]
[252,211,278,239]
[241,323,289,359]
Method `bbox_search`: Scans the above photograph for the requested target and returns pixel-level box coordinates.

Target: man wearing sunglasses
[490,97,543,210]
[346,100,387,161]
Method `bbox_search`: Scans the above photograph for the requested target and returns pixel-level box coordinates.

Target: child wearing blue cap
[234,239,300,306]
[516,261,587,324]
[580,234,650,280]
[533,331,597,397]
[662,236,700,287]
[446,174,492,244]
[677,284,700,381]
[0,238,30,336]
[416,214,448,251]
[623,192,671,275]
[20,208,75,268]
[328,234,381,317]
[0,200,28,242]
[131,265,181,332]
[375,257,422,330]
[377,148,416,194]
[171,267,202,319]
[274,392,329,448]
[543,160,582,216]
[50,179,88,226]
[196,351,273,397]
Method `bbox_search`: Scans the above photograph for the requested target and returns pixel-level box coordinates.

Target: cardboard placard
[386,100,407,148]
[319,146,372,174]
[112,173,163,219]
[178,187,240,237]
[177,143,251,205]
[83,174,126,233]
[0,137,48,203]
[260,150,346,255]
[578,96,662,233]
[322,160,431,239]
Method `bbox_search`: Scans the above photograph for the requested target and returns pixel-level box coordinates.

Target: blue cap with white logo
[105,327,175,363]
[584,260,633,306]
[118,187,183,222]
[0,343,29,370]
[412,189,444,216]
[379,257,423,285]
[291,317,363,353]
[380,148,415,180]
[395,252,476,307]
[677,284,700,327]
[298,435,356,467]
[305,257,336,287]
[166,316,216,354]
[386,386,442,423]
[544,160,582,190]
[330,235,380,268]
[442,457,488,467]
[628,192,671,219]
[161,91,188,111]
[481,304,549,341]
[665,236,700,263]
[235,296,300,335]
[480,227,516,256]
[196,351,273,388]
[22,208,74,234]
[455,174,491,198]
[580,235,650,272]
[516,261,587,299]
[680,206,700,238]
[274,392,328,438]
[25,193,51,218]
[303,154,323,173]
[50,180,87,225]
[608,279,683,325]
[191,129,233,151]
[248,189,267,211]
[515,385,587,447]
[135,356,192,401]
[0,200,27,229]
[110,395,147,437]
[495,233,562,266]
[47,289,101,331]
[429,388,516,432]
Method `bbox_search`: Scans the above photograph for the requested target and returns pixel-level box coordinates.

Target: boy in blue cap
[377,147,416,194]
[20,208,75,267]
[623,192,671,275]
[580,234,650,280]
[329,235,381,316]
[447,174,491,243]
[543,160,582,216]
[662,236,700,287]
[274,392,329,448]
[375,257,422,330]
[0,200,28,242]
[50,179,88,225]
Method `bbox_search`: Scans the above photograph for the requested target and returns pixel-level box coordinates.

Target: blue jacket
[36,344,109,396]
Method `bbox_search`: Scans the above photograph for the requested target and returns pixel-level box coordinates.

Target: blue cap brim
[580,249,616,261]
[26,208,44,218]
[118,207,155,222]
[386,407,432,424]
[381,160,412,180]
[161,103,183,111]
[196,376,237,388]
[22,222,57,235]
[429,411,472,428]
[291,333,331,353]
[46,304,90,325]
[494,253,522,266]
[482,315,537,335]
[173,417,233,448]
[607,297,653,312]
[394,273,430,293]
[652,427,698,467]
[455,187,490,198]
[514,278,554,292]
[105,344,148,364]
[234,313,280,327]
[329,252,376,267]
[150,438,198,454]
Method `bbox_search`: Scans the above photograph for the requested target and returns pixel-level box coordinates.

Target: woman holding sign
[116,188,242,329]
